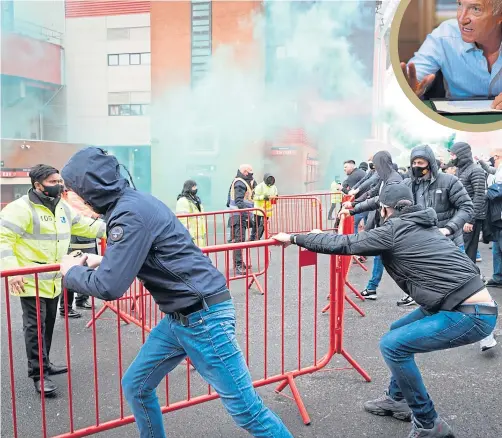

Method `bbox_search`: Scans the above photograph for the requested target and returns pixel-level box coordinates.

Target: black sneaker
[60,309,82,318]
[397,295,417,307]
[363,392,412,421]
[361,288,377,300]
[76,299,93,309]
[486,279,502,288]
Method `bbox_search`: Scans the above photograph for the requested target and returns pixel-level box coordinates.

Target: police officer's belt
[171,289,231,319]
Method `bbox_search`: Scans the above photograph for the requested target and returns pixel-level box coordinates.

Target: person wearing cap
[58,148,293,438]
[340,151,403,300]
[273,183,497,438]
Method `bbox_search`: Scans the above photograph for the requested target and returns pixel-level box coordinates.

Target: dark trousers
[251,215,267,241]
[229,219,247,267]
[328,203,336,219]
[59,289,89,311]
[20,296,59,380]
[463,220,483,264]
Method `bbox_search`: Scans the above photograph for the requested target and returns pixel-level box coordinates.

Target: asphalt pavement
[1,243,501,438]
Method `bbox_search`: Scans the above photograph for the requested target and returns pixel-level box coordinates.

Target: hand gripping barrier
[1,239,371,437]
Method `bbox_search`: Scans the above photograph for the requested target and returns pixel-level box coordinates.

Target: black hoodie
[295,205,483,312]
[450,142,487,222]
[61,147,227,313]
[403,144,473,245]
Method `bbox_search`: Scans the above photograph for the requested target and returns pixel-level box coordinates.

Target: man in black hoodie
[339,151,403,300]
[273,183,497,438]
[449,142,487,263]
[59,149,293,438]
[398,145,474,306]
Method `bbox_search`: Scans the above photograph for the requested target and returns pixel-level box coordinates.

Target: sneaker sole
[362,295,377,300]
[364,406,412,422]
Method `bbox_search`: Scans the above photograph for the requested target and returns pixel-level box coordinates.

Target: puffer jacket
[450,142,487,222]
[295,206,484,313]
[403,145,473,245]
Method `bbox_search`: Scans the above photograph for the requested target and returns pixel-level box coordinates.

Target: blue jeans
[366,256,384,290]
[122,300,292,438]
[493,240,502,283]
[354,212,368,235]
[381,306,497,426]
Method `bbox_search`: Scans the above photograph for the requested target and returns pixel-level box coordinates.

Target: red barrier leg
[352,255,368,272]
[86,302,132,328]
[247,273,265,295]
[345,281,365,301]
[344,295,366,317]
[274,375,311,425]
[341,349,371,382]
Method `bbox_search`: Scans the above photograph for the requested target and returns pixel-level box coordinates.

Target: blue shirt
[409,19,502,98]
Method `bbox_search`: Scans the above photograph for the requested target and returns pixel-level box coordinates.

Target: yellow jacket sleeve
[253,183,265,201]
[176,197,191,214]
[69,209,107,239]
[0,202,31,270]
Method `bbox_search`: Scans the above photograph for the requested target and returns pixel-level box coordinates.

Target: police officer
[59,148,292,438]
[274,183,497,438]
[0,164,106,395]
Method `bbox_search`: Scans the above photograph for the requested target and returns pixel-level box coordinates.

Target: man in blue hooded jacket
[58,147,292,438]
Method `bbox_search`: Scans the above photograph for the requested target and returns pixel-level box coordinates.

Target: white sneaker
[480,332,497,352]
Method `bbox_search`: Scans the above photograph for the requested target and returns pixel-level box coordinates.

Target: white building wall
[65,13,150,147]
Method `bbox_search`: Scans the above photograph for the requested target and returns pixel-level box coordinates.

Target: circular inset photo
[390,0,502,131]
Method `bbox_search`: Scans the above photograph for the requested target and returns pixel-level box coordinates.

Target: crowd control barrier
[268,196,323,236]
[1,229,371,437]
[291,191,343,231]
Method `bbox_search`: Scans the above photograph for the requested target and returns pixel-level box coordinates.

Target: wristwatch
[290,234,298,244]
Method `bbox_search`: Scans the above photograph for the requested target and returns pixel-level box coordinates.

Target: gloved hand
[264,195,270,201]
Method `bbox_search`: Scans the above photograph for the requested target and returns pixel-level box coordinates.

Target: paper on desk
[432,99,502,114]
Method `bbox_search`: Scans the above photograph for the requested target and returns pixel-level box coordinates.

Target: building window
[108,54,119,66]
[108,104,149,116]
[191,1,212,87]
[130,53,141,65]
[108,53,151,66]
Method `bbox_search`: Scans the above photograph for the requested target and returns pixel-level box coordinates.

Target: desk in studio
[423,100,502,124]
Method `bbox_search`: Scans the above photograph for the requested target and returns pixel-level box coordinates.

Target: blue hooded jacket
[61,147,227,313]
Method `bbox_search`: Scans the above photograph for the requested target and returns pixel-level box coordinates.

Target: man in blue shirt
[401,0,502,101]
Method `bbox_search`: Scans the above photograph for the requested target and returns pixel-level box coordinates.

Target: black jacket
[486,182,502,240]
[451,142,487,222]
[295,206,484,313]
[61,147,227,313]
[226,170,257,209]
[341,168,366,194]
[403,145,473,246]
[352,169,376,194]
[353,151,403,215]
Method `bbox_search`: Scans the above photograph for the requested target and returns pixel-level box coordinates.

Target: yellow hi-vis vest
[229,177,254,208]
[253,182,278,217]
[175,197,206,248]
[0,194,106,299]
[330,182,343,203]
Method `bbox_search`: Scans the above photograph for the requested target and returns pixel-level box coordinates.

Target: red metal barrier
[292,191,343,231]
[268,196,323,236]
[1,238,370,437]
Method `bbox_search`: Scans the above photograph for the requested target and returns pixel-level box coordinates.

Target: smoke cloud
[151,0,376,209]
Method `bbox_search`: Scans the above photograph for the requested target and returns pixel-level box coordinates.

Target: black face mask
[450,158,459,166]
[266,177,275,186]
[412,166,429,178]
[489,157,496,167]
[191,189,198,195]
[369,163,375,170]
[41,184,63,198]
[247,172,254,179]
